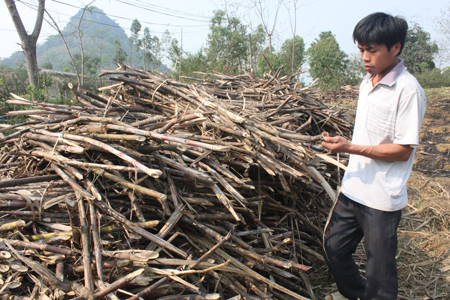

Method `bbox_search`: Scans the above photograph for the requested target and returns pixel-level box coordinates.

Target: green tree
[140,27,151,70]
[138,27,162,70]
[415,67,450,88]
[89,27,111,71]
[129,19,142,65]
[346,53,365,86]
[168,38,182,74]
[179,48,208,78]
[160,30,173,67]
[40,61,54,70]
[255,36,304,79]
[113,39,127,65]
[306,31,349,89]
[280,35,305,74]
[206,10,248,74]
[401,24,439,74]
[256,49,285,77]
[71,53,100,76]
[13,61,29,82]
[248,25,267,70]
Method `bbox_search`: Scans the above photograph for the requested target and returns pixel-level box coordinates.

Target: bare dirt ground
[313,87,450,299]
[398,87,450,299]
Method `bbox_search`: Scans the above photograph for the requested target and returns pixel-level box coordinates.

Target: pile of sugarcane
[0,65,354,300]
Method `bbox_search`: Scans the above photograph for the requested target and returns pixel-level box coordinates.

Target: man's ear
[392,42,401,56]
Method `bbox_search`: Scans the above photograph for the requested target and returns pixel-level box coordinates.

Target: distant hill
[0,7,167,74]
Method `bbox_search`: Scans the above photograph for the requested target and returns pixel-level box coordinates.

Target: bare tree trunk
[5,0,45,87]
[284,0,301,76]
[291,1,298,75]
[78,28,85,87]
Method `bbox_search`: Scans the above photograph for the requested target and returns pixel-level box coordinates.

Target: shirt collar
[363,58,407,87]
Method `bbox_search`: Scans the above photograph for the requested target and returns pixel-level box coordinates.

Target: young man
[321,13,426,300]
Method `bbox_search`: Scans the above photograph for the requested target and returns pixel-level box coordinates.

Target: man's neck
[372,58,399,86]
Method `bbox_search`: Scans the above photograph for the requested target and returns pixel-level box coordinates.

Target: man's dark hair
[353,12,408,55]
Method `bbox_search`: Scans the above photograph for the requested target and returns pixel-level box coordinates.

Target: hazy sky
[0,0,447,66]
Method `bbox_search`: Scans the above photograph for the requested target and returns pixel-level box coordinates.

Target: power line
[0,28,19,32]
[123,0,211,19]
[50,0,208,28]
[114,0,210,23]
[20,1,207,36]
[7,0,211,56]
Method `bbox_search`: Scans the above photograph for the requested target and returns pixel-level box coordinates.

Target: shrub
[415,67,450,88]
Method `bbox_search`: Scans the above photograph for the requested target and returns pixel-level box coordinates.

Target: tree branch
[31,0,46,43]
[4,0,30,46]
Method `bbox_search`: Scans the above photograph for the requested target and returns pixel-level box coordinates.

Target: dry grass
[397,173,450,299]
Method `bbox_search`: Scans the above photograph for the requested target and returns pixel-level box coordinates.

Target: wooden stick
[33,129,162,179]
[94,269,145,298]
[93,200,188,258]
[76,191,94,291]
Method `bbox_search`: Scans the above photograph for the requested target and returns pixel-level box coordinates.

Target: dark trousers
[323,193,402,300]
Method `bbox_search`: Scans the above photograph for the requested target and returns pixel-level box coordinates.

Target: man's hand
[321,131,352,154]
[320,132,414,162]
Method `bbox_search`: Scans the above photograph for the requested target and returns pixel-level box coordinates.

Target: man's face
[357,43,401,77]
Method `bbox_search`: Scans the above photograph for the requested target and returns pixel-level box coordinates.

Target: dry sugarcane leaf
[15,189,39,218]
[42,193,75,210]
[36,254,66,264]
[130,251,159,261]
[128,276,154,286]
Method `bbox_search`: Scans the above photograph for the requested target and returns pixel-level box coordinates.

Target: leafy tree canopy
[113,40,127,65]
[256,49,285,77]
[255,35,305,79]
[306,31,348,89]
[280,35,305,74]
[345,53,365,86]
[179,48,208,78]
[206,10,249,74]
[401,23,439,74]
[67,53,101,76]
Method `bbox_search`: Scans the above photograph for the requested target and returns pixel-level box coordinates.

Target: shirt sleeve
[393,90,426,146]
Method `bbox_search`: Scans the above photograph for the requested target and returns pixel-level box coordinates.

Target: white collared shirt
[341,59,426,211]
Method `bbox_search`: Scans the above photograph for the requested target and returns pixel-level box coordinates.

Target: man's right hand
[321,132,414,161]
[321,132,353,154]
